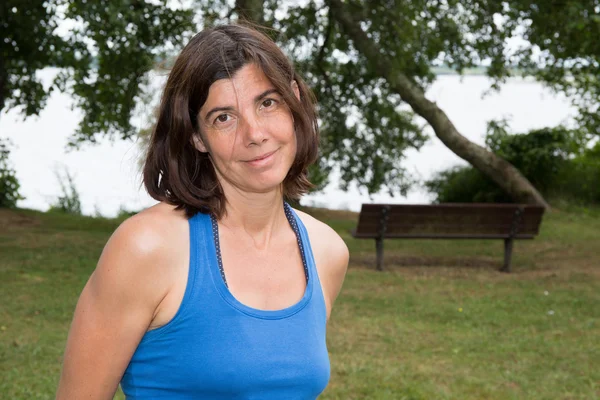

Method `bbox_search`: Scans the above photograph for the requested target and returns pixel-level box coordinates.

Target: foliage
[92,203,104,218]
[426,123,600,204]
[0,0,194,146]
[485,121,589,193]
[499,1,600,137]
[0,138,25,208]
[424,165,509,203]
[48,166,82,215]
[3,0,600,196]
[116,205,139,219]
[553,141,600,204]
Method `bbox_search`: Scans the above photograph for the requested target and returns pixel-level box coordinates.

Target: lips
[246,150,276,162]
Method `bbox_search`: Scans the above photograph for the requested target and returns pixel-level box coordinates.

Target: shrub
[551,142,600,204]
[485,121,587,194]
[48,167,82,215]
[116,205,138,219]
[0,138,25,208]
[424,165,511,203]
[426,122,599,204]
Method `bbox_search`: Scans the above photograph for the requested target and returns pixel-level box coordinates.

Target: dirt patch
[514,263,600,280]
[349,255,600,282]
[351,254,501,269]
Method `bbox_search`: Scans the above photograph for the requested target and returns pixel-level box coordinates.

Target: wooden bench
[351,203,546,272]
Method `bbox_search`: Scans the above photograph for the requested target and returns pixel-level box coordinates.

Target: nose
[241,113,267,147]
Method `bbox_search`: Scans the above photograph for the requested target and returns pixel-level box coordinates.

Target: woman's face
[195,63,299,197]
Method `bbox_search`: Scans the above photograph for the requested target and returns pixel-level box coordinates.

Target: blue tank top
[120,204,330,399]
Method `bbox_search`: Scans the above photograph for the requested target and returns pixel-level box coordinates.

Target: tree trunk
[329,0,550,209]
[235,0,265,25]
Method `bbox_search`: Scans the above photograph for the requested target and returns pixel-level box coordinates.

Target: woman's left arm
[319,229,349,322]
[295,210,349,321]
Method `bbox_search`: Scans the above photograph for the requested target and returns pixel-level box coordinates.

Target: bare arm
[318,227,349,322]
[56,216,171,399]
[294,209,349,321]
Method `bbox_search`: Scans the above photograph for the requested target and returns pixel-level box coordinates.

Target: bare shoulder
[117,202,187,256]
[93,202,188,305]
[292,208,349,261]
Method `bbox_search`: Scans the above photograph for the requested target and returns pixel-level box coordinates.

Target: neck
[218,182,288,249]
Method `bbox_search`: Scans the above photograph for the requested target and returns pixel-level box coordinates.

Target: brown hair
[143,24,319,219]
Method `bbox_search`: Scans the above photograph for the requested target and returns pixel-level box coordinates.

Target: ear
[291,80,300,102]
[192,133,208,153]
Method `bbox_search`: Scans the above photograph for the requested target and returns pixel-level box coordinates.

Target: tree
[325,0,549,207]
[0,0,194,146]
[198,0,600,207]
[3,1,599,206]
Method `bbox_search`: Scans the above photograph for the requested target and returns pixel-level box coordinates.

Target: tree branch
[328,0,549,208]
[315,1,334,96]
[234,0,265,25]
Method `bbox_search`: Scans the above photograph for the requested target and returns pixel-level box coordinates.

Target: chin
[246,172,289,193]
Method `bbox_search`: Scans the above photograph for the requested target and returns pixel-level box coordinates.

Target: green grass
[1,205,599,399]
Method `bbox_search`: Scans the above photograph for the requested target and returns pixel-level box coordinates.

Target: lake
[0,69,574,217]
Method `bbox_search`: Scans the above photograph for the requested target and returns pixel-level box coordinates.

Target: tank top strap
[187,210,207,283]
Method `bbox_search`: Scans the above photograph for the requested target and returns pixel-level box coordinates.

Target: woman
[56,24,349,399]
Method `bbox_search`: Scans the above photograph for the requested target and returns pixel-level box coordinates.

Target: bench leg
[375,237,384,271]
[501,238,513,273]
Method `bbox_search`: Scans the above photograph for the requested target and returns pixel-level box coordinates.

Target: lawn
[1,205,599,399]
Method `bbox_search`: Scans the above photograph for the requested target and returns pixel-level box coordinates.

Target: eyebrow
[203,88,281,123]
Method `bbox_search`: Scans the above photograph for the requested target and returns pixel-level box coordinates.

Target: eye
[261,98,277,109]
[214,113,231,124]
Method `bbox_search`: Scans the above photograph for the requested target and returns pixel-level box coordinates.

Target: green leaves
[1,1,69,115]
[63,0,194,146]
[1,0,194,146]
[427,123,599,204]
[274,2,429,195]
[0,138,24,208]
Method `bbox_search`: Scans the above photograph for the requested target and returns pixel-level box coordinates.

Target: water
[0,69,574,217]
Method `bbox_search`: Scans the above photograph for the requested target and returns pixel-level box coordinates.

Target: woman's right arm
[56,215,172,399]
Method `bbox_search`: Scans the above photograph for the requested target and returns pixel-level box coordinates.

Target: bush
[424,165,511,203]
[485,121,587,194]
[116,205,139,219]
[426,122,599,204]
[48,167,82,215]
[551,142,600,204]
[0,138,25,208]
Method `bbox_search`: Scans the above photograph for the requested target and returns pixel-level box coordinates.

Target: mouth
[245,149,277,163]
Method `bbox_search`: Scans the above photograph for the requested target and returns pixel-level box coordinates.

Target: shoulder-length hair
[143,24,319,219]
